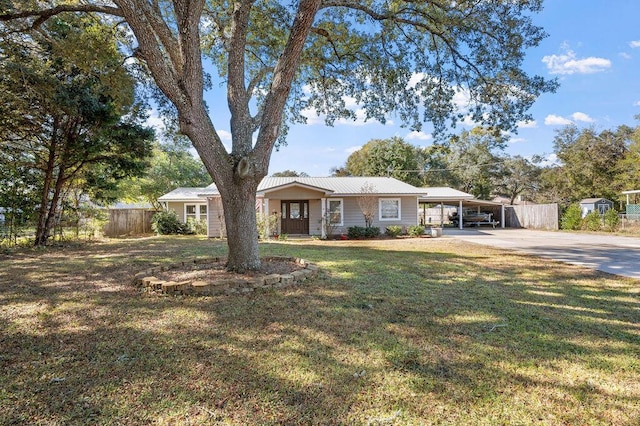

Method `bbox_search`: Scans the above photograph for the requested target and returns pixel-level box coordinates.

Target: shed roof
[579,198,613,204]
[157,184,216,201]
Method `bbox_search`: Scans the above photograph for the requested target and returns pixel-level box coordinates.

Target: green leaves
[344,137,424,186]
[0,13,154,244]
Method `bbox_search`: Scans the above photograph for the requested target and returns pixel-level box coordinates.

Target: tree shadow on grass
[1,237,639,424]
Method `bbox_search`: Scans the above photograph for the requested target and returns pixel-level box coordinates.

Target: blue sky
[151,1,640,177]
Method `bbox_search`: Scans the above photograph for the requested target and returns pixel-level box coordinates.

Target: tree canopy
[119,138,211,209]
[271,170,310,177]
[342,137,424,186]
[544,125,635,203]
[0,13,154,245]
[1,0,557,269]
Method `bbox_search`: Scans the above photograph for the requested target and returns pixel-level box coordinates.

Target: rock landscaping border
[131,256,320,296]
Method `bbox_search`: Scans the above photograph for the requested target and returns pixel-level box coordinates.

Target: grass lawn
[1,236,638,425]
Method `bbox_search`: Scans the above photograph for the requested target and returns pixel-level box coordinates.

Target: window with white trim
[379,198,401,221]
[597,204,610,214]
[328,199,343,226]
[185,203,207,222]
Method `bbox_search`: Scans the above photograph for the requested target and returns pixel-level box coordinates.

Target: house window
[598,204,610,214]
[185,203,207,222]
[379,198,401,221]
[328,199,343,226]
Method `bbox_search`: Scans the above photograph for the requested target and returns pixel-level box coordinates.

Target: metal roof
[157,177,476,201]
[257,176,428,195]
[580,198,612,204]
[418,186,475,202]
[157,186,215,201]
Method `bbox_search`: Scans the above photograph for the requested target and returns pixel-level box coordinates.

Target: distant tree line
[329,124,640,208]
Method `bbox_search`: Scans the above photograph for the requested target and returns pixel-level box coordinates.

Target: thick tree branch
[113,0,185,108]
[174,0,206,105]
[0,5,123,25]
[252,0,322,172]
[227,0,254,154]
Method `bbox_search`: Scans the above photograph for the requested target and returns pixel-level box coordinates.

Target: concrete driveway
[444,228,640,280]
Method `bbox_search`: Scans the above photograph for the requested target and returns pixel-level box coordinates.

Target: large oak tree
[2,0,556,270]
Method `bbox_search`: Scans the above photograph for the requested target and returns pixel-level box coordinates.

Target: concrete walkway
[444,228,640,280]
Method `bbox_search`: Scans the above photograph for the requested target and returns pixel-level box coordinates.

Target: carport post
[458,201,463,230]
[501,204,505,228]
[264,199,270,237]
[320,198,326,239]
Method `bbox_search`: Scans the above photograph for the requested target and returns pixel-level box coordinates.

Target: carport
[418,188,505,229]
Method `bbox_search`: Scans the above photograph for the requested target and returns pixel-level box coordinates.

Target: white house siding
[264,186,325,200]
[167,202,186,222]
[309,199,323,235]
[205,193,418,238]
[334,196,418,233]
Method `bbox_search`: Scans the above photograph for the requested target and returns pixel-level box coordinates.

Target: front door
[281,200,309,234]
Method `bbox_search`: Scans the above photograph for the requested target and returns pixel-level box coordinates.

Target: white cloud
[542,48,611,75]
[337,108,369,126]
[509,137,527,144]
[342,95,359,108]
[345,145,362,154]
[517,120,537,129]
[544,114,573,126]
[406,131,432,141]
[452,87,472,111]
[217,130,232,141]
[300,107,325,125]
[571,112,594,123]
[634,101,640,107]
[145,109,165,132]
[620,52,632,60]
[459,114,480,127]
[630,40,640,48]
[407,72,426,89]
[538,153,560,167]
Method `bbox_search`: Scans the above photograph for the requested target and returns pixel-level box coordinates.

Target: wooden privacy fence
[501,203,559,230]
[103,209,158,237]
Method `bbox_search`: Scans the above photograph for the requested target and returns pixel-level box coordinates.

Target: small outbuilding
[579,198,613,217]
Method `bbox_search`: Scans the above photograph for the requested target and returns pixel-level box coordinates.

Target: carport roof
[418,187,474,202]
[460,199,504,207]
[419,193,504,208]
[418,187,506,208]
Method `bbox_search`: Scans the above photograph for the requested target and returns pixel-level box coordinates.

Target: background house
[157,185,214,224]
[579,198,614,217]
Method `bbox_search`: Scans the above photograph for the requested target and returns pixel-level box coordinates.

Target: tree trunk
[36,169,66,246]
[178,105,265,271]
[35,137,58,246]
[218,176,261,272]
